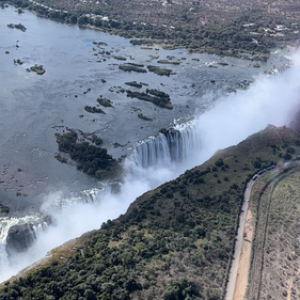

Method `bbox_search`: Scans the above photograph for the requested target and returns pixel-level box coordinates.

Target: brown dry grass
[247,165,300,300]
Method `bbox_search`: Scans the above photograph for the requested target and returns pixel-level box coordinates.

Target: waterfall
[131,122,199,168]
[0,189,104,265]
[0,121,201,281]
[0,216,48,264]
[54,188,104,209]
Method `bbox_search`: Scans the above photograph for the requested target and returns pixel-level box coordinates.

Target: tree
[215,158,224,167]
[162,278,196,300]
[84,289,97,300]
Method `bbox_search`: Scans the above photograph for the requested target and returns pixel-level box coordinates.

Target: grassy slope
[1,125,300,300]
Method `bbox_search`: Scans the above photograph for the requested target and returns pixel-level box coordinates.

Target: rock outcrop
[119,64,147,73]
[84,105,105,114]
[0,204,10,215]
[6,223,36,255]
[96,96,113,108]
[7,23,26,32]
[30,65,46,75]
[126,88,173,109]
[147,65,172,76]
[125,81,142,88]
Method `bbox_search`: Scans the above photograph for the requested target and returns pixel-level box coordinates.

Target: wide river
[0,4,289,213]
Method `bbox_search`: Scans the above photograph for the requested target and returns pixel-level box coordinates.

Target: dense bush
[162,278,200,300]
[56,131,120,178]
[215,158,224,167]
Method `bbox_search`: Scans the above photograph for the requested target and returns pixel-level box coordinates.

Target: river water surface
[0,5,287,204]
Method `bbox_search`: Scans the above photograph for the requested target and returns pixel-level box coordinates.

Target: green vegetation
[3,0,300,59]
[56,131,120,179]
[1,125,300,299]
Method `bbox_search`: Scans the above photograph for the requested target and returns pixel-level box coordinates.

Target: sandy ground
[233,209,253,300]
[225,180,254,300]
[287,265,300,300]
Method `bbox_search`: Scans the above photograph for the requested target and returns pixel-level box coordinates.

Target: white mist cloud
[189,50,300,164]
[0,170,176,283]
[1,49,299,283]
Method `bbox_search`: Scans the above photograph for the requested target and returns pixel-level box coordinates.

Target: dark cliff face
[0,204,10,216]
[6,223,36,255]
[289,109,300,131]
[5,216,52,255]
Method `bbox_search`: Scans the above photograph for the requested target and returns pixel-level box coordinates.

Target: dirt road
[232,209,253,300]
[225,180,254,300]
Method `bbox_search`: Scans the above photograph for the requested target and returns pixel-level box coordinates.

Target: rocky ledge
[119,64,147,73]
[126,88,173,109]
[29,65,46,75]
[125,81,142,89]
[7,23,26,32]
[147,65,173,77]
[96,96,113,108]
[6,216,51,256]
[0,203,10,216]
[84,105,105,114]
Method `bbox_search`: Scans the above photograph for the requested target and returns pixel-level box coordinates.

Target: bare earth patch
[233,209,253,300]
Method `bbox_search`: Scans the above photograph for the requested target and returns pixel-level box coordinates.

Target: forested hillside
[1,125,300,300]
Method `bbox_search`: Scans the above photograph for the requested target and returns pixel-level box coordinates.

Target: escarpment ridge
[2,125,300,300]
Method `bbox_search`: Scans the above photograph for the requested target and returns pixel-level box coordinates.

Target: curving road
[227,162,299,300]
[225,179,255,300]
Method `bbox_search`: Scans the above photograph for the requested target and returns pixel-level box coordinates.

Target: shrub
[84,289,97,300]
[253,159,261,168]
[162,278,195,300]
[215,158,224,167]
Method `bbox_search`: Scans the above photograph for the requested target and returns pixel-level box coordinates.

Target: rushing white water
[0,216,48,271]
[130,121,201,168]
[0,50,300,283]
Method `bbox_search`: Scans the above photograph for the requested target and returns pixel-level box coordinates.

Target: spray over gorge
[1,5,300,290]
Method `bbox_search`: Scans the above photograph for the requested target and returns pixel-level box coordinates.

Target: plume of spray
[185,50,300,166]
[1,49,300,283]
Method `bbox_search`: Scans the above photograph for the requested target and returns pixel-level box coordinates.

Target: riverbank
[2,0,300,60]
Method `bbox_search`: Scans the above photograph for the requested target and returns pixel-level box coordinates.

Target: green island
[1,125,300,299]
